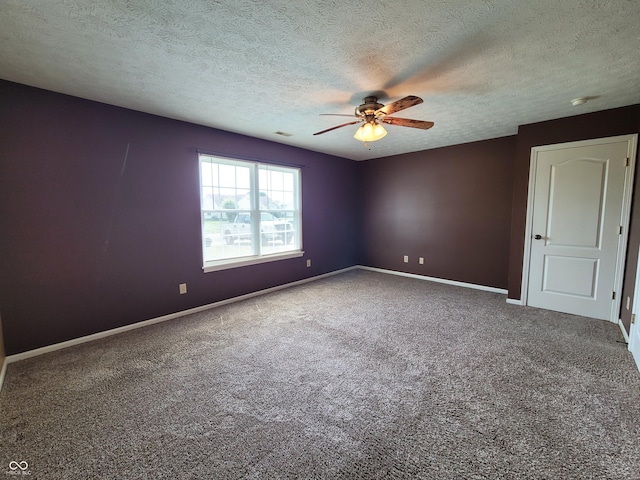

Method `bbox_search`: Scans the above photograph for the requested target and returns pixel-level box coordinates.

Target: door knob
[534,234,543,240]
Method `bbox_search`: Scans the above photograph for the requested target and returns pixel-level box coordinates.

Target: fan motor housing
[355,96,384,116]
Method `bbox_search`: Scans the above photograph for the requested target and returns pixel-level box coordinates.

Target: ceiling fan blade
[379,117,434,130]
[313,120,362,135]
[376,95,423,116]
[319,114,360,118]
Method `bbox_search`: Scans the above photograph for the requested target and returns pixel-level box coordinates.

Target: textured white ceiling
[1,0,639,160]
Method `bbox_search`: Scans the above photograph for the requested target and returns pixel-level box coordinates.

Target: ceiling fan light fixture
[354,121,387,142]
[314,95,432,140]
[373,122,387,138]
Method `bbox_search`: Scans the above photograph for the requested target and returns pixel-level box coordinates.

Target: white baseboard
[5,266,357,366]
[2,265,633,392]
[619,319,630,343]
[2,265,505,380]
[357,266,508,295]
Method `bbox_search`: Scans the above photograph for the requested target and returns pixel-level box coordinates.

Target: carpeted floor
[1,269,639,479]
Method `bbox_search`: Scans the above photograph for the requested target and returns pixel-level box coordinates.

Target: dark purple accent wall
[0,312,5,366]
[507,105,640,332]
[2,78,640,356]
[0,80,360,355]
[359,136,516,289]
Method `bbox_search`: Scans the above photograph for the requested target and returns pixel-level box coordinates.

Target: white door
[526,136,636,321]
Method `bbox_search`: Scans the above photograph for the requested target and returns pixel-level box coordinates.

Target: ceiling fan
[313,95,434,142]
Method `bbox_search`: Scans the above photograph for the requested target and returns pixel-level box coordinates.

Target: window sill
[202,250,304,273]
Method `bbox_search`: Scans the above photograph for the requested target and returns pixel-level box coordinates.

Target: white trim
[357,266,508,294]
[628,243,640,373]
[3,265,504,366]
[612,135,638,322]
[0,357,7,392]
[506,298,524,306]
[519,147,539,304]
[630,322,640,374]
[618,319,630,343]
[5,266,357,365]
[520,134,638,323]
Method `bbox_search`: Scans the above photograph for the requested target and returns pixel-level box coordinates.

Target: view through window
[199,154,302,271]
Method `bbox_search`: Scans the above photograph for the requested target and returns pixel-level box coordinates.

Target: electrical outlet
[306,259,311,267]
[179,283,187,295]
[419,257,424,265]
[403,255,409,263]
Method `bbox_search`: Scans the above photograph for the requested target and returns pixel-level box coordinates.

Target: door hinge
[612,291,616,300]
[619,225,623,235]
[632,314,636,325]
[626,157,630,167]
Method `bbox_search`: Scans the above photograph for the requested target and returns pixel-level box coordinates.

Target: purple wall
[0,81,360,355]
[507,105,640,332]
[359,136,516,289]
[2,78,640,356]
[0,313,4,366]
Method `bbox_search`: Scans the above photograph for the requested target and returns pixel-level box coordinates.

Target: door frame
[519,134,638,323]
[629,244,640,372]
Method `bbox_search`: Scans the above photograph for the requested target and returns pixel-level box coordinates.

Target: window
[199,154,302,272]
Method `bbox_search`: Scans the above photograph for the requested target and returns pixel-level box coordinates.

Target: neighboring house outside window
[199,154,302,272]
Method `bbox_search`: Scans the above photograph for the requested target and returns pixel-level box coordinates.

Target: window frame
[198,154,303,272]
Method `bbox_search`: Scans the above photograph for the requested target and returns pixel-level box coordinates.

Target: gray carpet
[1,269,639,479]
